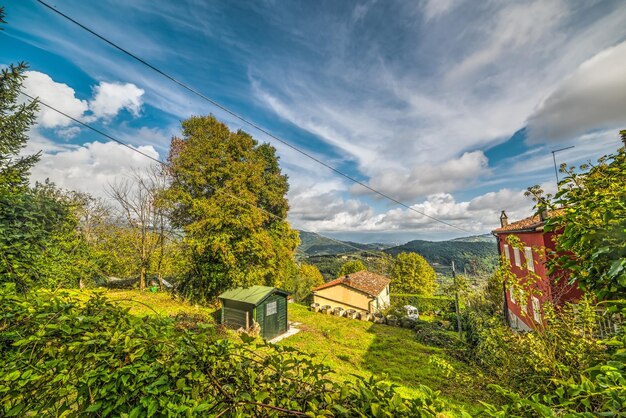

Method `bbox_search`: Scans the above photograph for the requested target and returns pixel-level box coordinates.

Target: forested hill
[296,230,498,275]
[383,238,498,273]
[296,230,389,256]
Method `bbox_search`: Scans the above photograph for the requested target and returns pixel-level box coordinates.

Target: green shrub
[0,284,453,417]
[391,294,455,315]
[463,302,606,395]
[414,320,459,348]
[481,328,626,417]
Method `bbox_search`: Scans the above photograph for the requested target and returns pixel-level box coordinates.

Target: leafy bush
[391,294,455,315]
[414,320,459,348]
[481,318,626,417]
[0,285,452,417]
[463,301,606,395]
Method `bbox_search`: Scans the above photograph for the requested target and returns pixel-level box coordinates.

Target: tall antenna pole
[551,146,575,187]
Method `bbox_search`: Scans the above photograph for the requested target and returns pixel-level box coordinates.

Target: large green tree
[531,131,626,300]
[287,263,324,302]
[0,62,39,194]
[337,260,367,277]
[391,252,437,295]
[165,115,299,302]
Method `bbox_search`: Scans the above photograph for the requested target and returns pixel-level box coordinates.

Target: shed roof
[312,270,390,297]
[218,285,288,306]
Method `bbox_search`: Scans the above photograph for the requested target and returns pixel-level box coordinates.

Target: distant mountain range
[296,230,497,275]
[383,238,497,272]
[296,230,390,257]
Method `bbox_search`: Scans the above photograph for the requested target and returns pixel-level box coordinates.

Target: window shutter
[513,247,521,267]
[524,247,534,272]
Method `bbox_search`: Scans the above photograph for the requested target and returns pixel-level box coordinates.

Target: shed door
[263,297,280,339]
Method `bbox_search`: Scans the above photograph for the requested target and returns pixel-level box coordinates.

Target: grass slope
[79,290,496,414]
[75,289,218,318]
[282,303,495,414]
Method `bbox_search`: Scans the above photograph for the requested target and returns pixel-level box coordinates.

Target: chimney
[539,209,548,222]
[499,211,508,228]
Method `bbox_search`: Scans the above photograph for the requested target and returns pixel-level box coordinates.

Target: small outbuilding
[218,285,289,340]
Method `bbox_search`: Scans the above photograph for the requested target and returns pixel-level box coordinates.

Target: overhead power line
[19,90,391,259]
[36,0,472,234]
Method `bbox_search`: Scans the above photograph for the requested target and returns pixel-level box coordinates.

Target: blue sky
[2,0,626,243]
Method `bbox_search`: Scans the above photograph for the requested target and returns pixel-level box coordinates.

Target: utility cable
[36,0,473,234]
[19,90,390,259]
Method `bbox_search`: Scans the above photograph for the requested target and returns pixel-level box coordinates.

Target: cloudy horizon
[2,0,625,243]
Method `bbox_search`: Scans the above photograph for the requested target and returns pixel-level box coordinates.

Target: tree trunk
[140,266,146,291]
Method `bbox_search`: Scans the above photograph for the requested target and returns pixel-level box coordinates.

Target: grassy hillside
[282,303,498,414]
[75,289,218,318]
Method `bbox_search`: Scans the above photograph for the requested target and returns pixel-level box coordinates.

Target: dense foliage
[391,252,437,295]
[479,307,626,417]
[0,62,96,291]
[165,116,299,302]
[337,260,367,277]
[0,285,452,417]
[534,131,626,300]
[390,294,455,315]
[285,263,325,302]
[0,62,39,194]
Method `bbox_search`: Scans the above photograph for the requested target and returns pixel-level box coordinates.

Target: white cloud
[251,0,626,204]
[353,151,489,200]
[526,40,626,143]
[22,71,145,130]
[289,188,535,237]
[30,140,160,199]
[89,82,145,119]
[56,126,82,139]
[23,71,88,128]
[421,0,461,21]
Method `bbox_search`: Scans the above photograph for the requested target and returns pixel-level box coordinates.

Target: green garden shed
[218,286,289,340]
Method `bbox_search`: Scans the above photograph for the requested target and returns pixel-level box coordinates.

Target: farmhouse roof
[218,285,288,306]
[312,270,390,297]
[492,209,564,233]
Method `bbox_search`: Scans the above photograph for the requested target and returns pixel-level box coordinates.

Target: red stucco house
[492,210,583,331]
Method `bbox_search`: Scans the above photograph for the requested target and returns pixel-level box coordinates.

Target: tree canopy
[165,115,299,302]
[286,263,325,302]
[391,252,437,295]
[531,131,626,300]
[337,260,367,277]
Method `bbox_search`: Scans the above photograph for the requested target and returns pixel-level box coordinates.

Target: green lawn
[74,289,218,318]
[78,290,497,414]
[281,303,497,414]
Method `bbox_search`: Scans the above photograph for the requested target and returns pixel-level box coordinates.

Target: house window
[524,247,534,272]
[513,247,521,267]
[503,244,510,260]
[266,301,277,316]
[532,296,541,322]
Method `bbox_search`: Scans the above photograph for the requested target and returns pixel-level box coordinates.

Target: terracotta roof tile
[492,209,564,233]
[312,270,390,296]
